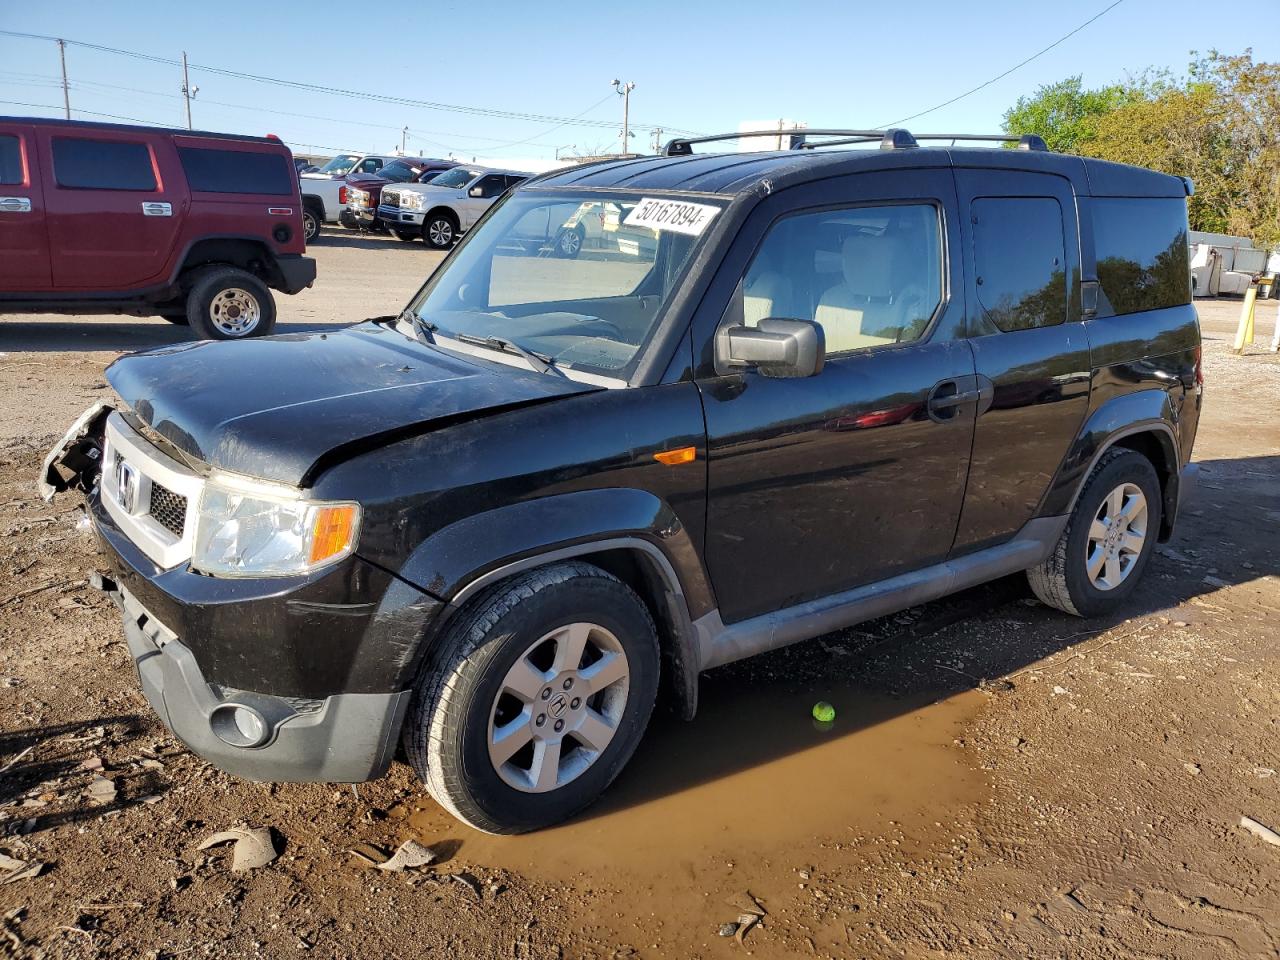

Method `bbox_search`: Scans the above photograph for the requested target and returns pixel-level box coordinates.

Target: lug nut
[554,719,564,732]
[563,678,574,690]
[570,697,581,709]
[541,689,551,700]
[535,714,546,727]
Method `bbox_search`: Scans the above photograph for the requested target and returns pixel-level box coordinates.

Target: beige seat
[743,270,793,327]
[815,235,899,352]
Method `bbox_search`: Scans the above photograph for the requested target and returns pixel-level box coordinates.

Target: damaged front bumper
[86,495,440,782]
[42,406,444,783]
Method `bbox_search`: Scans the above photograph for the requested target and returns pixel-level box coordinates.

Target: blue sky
[1,0,1274,170]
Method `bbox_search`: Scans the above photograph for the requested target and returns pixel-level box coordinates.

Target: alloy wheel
[1086,481,1148,590]
[428,218,454,246]
[487,622,630,793]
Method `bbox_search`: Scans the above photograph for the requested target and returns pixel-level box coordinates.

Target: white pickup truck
[298,153,399,242]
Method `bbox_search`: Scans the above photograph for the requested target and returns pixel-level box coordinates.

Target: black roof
[531,146,1187,200]
[0,115,285,147]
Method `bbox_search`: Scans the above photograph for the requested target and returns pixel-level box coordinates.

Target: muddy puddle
[394,663,988,951]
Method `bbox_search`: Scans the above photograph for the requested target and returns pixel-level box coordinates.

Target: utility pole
[180,52,198,130]
[57,39,70,119]
[650,127,664,154]
[612,79,635,156]
[401,126,408,154]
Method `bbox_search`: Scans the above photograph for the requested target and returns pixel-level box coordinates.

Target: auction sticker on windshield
[623,198,720,236]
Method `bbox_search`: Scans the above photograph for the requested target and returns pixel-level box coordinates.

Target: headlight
[350,189,369,205]
[402,192,425,210]
[191,475,360,578]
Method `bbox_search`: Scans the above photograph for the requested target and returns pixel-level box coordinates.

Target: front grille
[382,190,399,207]
[148,482,187,538]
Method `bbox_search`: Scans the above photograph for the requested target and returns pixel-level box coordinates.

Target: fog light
[210,703,270,748]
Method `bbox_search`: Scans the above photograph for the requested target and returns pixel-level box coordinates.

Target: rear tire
[402,562,660,834]
[185,267,276,341]
[302,207,321,244]
[1028,448,1162,617]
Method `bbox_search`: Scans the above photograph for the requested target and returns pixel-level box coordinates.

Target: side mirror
[468,185,484,198]
[716,318,825,378]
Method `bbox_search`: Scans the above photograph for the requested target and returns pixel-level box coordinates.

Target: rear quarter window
[0,135,23,184]
[178,147,294,195]
[1093,198,1190,315]
[52,138,156,191]
[971,197,1067,332]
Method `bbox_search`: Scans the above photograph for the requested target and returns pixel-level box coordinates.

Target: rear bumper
[274,254,317,295]
[339,208,362,229]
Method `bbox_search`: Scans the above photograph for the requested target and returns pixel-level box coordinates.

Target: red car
[0,117,315,340]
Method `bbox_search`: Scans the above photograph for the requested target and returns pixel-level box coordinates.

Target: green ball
[812,701,836,723]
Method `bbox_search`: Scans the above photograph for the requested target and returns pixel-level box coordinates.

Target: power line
[876,0,1127,127]
[0,29,698,135]
[0,98,166,126]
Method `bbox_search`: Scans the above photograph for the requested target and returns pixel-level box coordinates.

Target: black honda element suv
[43,128,1201,833]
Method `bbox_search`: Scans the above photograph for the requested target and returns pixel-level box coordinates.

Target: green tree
[1003,51,1280,248]
[1002,77,1131,153]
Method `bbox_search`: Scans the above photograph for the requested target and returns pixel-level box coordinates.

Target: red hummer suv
[0,117,316,340]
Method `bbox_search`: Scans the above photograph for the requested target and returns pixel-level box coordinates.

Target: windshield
[405,191,725,381]
[379,160,419,183]
[429,167,481,189]
[316,154,359,175]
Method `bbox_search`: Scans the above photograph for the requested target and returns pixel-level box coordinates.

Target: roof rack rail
[662,128,1049,156]
[663,129,905,156]
[909,133,1049,151]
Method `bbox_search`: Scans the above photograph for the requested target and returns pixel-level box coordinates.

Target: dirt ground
[1,235,1278,959]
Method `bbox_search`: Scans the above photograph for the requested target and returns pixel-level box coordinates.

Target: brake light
[339,186,348,204]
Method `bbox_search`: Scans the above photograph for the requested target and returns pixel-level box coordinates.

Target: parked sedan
[378,166,530,248]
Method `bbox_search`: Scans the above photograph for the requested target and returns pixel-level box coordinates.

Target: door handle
[926,377,982,423]
[929,389,981,410]
[141,202,173,217]
[0,197,32,213]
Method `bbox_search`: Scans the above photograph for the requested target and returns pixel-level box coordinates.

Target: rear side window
[52,138,156,191]
[1093,198,1190,315]
[0,135,22,184]
[178,147,293,195]
[972,197,1067,331]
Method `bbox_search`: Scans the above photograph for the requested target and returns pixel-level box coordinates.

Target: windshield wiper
[453,332,565,377]
[399,309,438,346]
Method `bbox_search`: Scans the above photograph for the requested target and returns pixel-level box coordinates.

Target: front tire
[423,211,458,249]
[402,562,660,834]
[394,229,419,243]
[555,226,585,258]
[185,267,277,340]
[1028,448,1162,617]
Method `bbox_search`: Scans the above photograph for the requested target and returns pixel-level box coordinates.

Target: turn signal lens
[654,446,697,466]
[310,504,358,565]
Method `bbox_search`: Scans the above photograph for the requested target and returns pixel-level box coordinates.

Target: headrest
[841,234,894,298]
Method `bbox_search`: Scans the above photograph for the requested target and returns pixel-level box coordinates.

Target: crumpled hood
[107,322,597,486]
